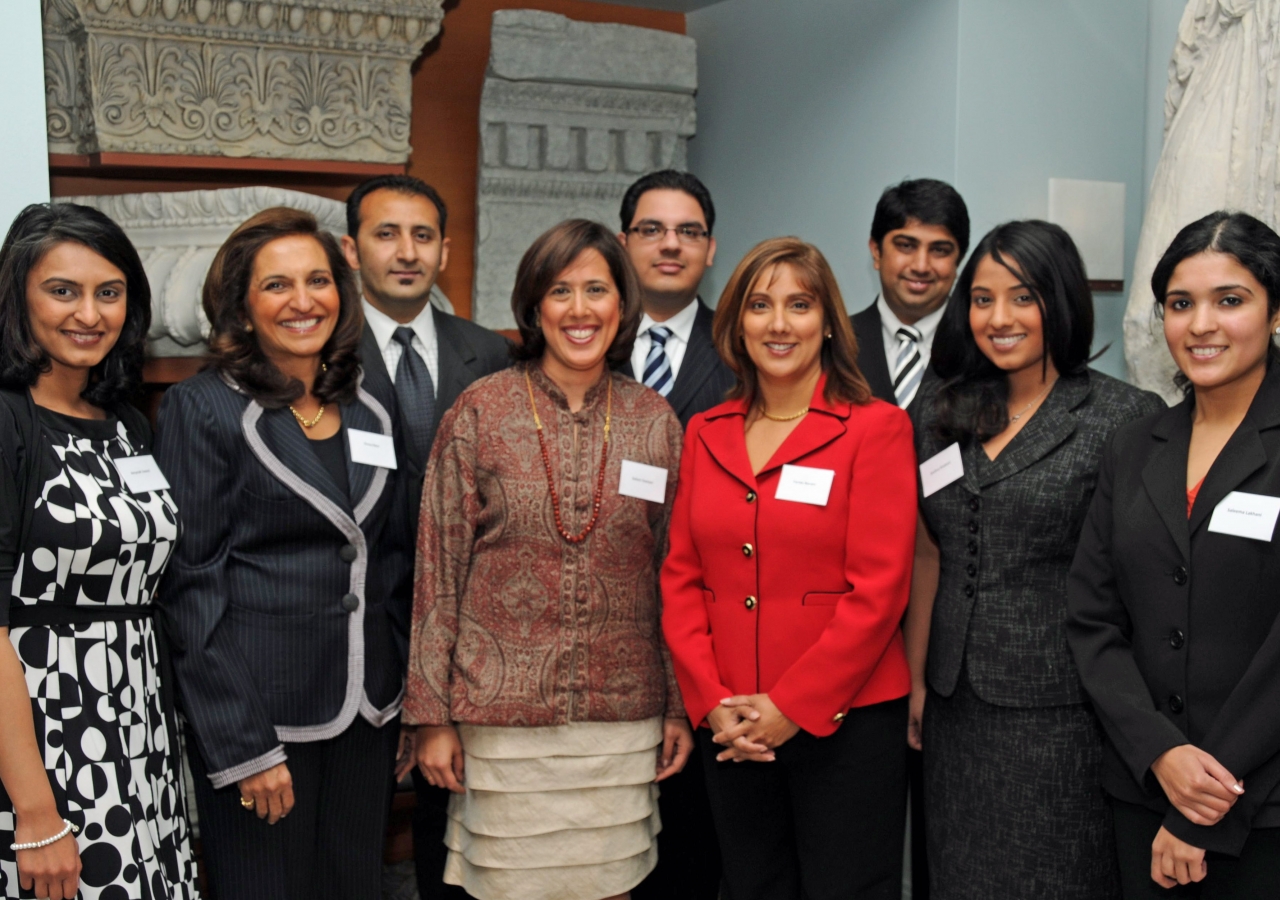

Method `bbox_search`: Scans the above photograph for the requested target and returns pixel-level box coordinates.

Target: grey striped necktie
[392,326,435,467]
[643,325,674,397]
[892,325,924,408]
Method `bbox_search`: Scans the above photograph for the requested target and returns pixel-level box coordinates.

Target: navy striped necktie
[643,325,674,397]
[892,325,924,408]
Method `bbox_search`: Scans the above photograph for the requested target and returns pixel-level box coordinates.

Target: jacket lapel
[432,308,474,456]
[1142,403,1193,560]
[758,405,849,475]
[851,303,894,403]
[698,403,757,490]
[975,372,1088,489]
[359,324,391,384]
[252,404,352,514]
[348,380,393,525]
[1188,366,1280,535]
[666,301,720,420]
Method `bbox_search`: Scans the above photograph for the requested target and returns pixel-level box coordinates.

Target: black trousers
[633,745,723,900]
[1112,799,1280,899]
[700,698,907,900]
[907,745,929,900]
[190,718,399,900]
[411,767,468,899]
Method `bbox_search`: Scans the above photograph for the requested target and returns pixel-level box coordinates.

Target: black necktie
[392,326,435,468]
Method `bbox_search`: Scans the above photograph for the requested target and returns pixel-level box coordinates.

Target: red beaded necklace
[525,368,612,544]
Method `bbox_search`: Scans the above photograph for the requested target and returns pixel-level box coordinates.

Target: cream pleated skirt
[443,717,663,900]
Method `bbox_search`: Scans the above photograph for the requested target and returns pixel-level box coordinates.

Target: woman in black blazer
[907,221,1163,899]
[155,208,411,899]
[1069,212,1280,897]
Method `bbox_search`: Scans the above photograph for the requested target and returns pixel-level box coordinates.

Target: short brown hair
[712,237,871,406]
[203,207,363,408]
[510,219,641,367]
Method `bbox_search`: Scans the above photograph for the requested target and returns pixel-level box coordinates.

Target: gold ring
[240,796,255,810]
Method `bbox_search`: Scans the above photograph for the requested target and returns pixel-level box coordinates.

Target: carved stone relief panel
[43,0,445,163]
[62,187,452,357]
[473,10,697,329]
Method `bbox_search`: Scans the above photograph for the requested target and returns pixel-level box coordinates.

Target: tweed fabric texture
[924,675,1120,899]
[406,365,685,728]
[912,369,1165,707]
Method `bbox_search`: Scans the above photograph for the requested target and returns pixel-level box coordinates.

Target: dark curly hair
[203,207,362,407]
[1151,210,1280,398]
[509,219,642,368]
[0,202,151,407]
[932,220,1095,443]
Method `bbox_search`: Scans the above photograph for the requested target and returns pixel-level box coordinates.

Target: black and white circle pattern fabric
[0,416,197,899]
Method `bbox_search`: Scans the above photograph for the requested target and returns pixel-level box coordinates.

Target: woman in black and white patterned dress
[0,204,198,900]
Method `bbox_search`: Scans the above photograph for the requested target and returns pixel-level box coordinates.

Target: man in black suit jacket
[617,170,733,900]
[850,178,970,420]
[848,178,969,900]
[341,175,509,900]
[618,170,736,430]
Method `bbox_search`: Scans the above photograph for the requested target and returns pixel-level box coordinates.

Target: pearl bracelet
[9,819,78,851]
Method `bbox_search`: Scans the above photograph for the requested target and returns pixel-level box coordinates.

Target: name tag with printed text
[1208,491,1280,542]
[348,429,397,469]
[114,455,171,494]
[775,464,835,506]
[920,443,964,498]
[618,460,669,503]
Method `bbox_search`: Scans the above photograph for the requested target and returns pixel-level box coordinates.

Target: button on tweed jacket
[912,368,1164,708]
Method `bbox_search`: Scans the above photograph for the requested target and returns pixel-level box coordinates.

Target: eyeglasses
[627,223,710,244]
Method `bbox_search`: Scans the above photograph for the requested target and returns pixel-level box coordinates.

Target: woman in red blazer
[662,237,917,900]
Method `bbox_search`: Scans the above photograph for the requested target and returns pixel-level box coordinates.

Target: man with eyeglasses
[618,170,736,430]
[617,170,731,899]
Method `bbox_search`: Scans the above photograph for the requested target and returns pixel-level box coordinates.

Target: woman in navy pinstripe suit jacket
[155,208,412,900]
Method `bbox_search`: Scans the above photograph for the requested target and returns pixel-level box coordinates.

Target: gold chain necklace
[289,363,328,428]
[760,406,809,422]
[289,404,326,428]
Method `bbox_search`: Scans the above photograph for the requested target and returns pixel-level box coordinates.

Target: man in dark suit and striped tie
[618,170,736,430]
[341,174,509,900]
[617,170,734,900]
[848,177,969,900]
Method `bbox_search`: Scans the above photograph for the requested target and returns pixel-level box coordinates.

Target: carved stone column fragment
[474,10,697,329]
[42,0,445,163]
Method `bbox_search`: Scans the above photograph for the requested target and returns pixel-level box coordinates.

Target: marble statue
[1124,0,1280,400]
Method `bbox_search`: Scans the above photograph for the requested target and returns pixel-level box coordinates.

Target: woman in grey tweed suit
[905,221,1164,899]
[155,208,412,899]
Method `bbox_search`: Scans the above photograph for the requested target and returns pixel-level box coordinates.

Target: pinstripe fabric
[188,718,399,900]
[154,368,412,787]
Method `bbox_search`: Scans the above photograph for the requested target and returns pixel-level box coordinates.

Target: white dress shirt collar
[362,297,437,354]
[632,297,700,384]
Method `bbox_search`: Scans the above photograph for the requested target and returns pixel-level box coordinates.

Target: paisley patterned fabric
[405,365,685,728]
[0,409,198,900]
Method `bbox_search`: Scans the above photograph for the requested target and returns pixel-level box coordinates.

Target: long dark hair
[1151,211,1280,398]
[0,202,151,407]
[510,219,642,368]
[712,237,871,406]
[203,207,362,407]
[932,220,1095,443]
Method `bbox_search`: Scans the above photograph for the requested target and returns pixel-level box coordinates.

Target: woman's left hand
[1150,826,1206,887]
[655,718,694,782]
[718,694,800,750]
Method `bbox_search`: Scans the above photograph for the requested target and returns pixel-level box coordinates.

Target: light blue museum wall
[687,0,1185,382]
[0,2,50,234]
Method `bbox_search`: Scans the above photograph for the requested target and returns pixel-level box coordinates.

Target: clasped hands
[1147,743,1245,888]
[707,693,800,763]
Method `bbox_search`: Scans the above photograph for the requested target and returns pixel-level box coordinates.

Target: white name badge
[348,429,397,469]
[113,454,171,494]
[1208,491,1280,542]
[775,464,835,506]
[920,442,964,498]
[618,460,669,503]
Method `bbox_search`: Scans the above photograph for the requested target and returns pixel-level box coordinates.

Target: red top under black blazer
[661,374,917,737]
